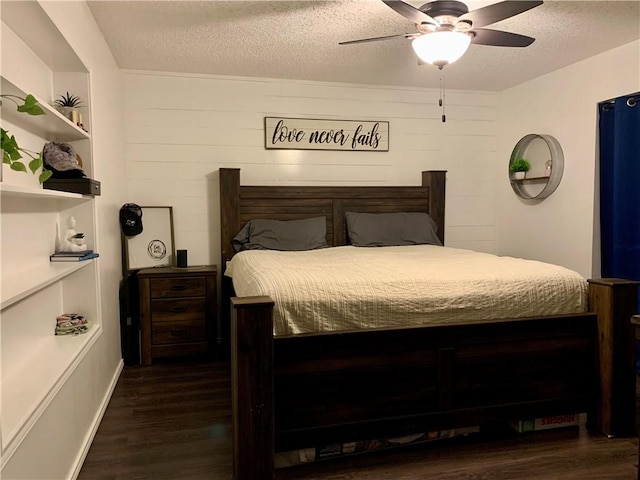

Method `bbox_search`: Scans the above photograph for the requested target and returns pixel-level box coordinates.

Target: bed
[219,168,639,480]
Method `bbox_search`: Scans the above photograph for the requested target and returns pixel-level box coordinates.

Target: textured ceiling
[88,0,640,91]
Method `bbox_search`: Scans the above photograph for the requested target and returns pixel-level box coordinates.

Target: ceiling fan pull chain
[440,75,446,123]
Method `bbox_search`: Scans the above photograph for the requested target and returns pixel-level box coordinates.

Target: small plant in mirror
[510,158,531,172]
[510,158,530,180]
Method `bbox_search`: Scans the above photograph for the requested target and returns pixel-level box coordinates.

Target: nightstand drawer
[150,277,206,298]
[151,297,205,323]
[152,319,206,345]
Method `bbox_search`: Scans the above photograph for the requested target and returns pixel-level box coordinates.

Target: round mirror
[509,134,564,200]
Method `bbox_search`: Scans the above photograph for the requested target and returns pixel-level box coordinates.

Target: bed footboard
[230,280,638,480]
[588,278,640,437]
[231,296,275,480]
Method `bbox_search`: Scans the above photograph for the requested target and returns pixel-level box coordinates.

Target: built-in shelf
[1,1,101,475]
[1,1,87,73]
[1,324,101,462]
[1,77,90,142]
[1,260,95,310]
[0,183,88,201]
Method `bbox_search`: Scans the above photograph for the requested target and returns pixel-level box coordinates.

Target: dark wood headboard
[219,169,446,265]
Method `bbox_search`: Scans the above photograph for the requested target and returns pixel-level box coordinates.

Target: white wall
[122,71,501,264]
[0,2,125,478]
[496,40,640,278]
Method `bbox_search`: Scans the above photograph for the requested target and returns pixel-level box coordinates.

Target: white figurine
[60,216,87,252]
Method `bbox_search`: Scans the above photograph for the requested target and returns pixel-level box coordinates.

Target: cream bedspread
[225,245,588,336]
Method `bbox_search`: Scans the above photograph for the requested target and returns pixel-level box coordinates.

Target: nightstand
[138,265,217,365]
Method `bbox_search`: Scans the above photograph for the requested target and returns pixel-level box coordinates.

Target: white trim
[120,68,499,96]
[70,359,124,480]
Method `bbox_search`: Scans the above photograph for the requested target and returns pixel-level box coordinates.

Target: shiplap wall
[123,71,498,267]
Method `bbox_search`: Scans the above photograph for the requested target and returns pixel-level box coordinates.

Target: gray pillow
[346,211,442,247]
[232,217,328,252]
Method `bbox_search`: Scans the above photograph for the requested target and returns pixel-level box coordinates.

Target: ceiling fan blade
[382,0,439,26]
[458,1,543,29]
[339,32,416,45]
[470,28,535,47]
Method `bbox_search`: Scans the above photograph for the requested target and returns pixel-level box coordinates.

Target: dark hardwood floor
[78,360,232,480]
[78,359,639,480]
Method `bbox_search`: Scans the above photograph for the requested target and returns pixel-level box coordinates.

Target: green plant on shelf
[54,92,84,108]
[509,158,531,173]
[1,94,53,183]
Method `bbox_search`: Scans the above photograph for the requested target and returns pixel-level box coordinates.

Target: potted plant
[54,91,84,125]
[510,158,530,180]
[0,93,52,183]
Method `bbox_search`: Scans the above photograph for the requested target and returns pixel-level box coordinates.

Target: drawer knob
[170,285,187,291]
[170,329,189,336]
[170,306,188,313]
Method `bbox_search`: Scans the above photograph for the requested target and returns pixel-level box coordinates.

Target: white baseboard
[70,359,124,480]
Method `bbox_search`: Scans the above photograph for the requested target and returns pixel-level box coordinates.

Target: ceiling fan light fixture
[411,31,471,68]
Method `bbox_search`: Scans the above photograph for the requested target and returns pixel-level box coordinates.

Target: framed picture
[122,206,175,271]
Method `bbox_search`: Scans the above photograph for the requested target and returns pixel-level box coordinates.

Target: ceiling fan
[340,0,543,68]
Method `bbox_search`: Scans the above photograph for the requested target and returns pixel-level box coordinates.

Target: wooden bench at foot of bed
[230,279,639,480]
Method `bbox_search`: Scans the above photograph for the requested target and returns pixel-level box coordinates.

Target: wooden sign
[264,117,389,151]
